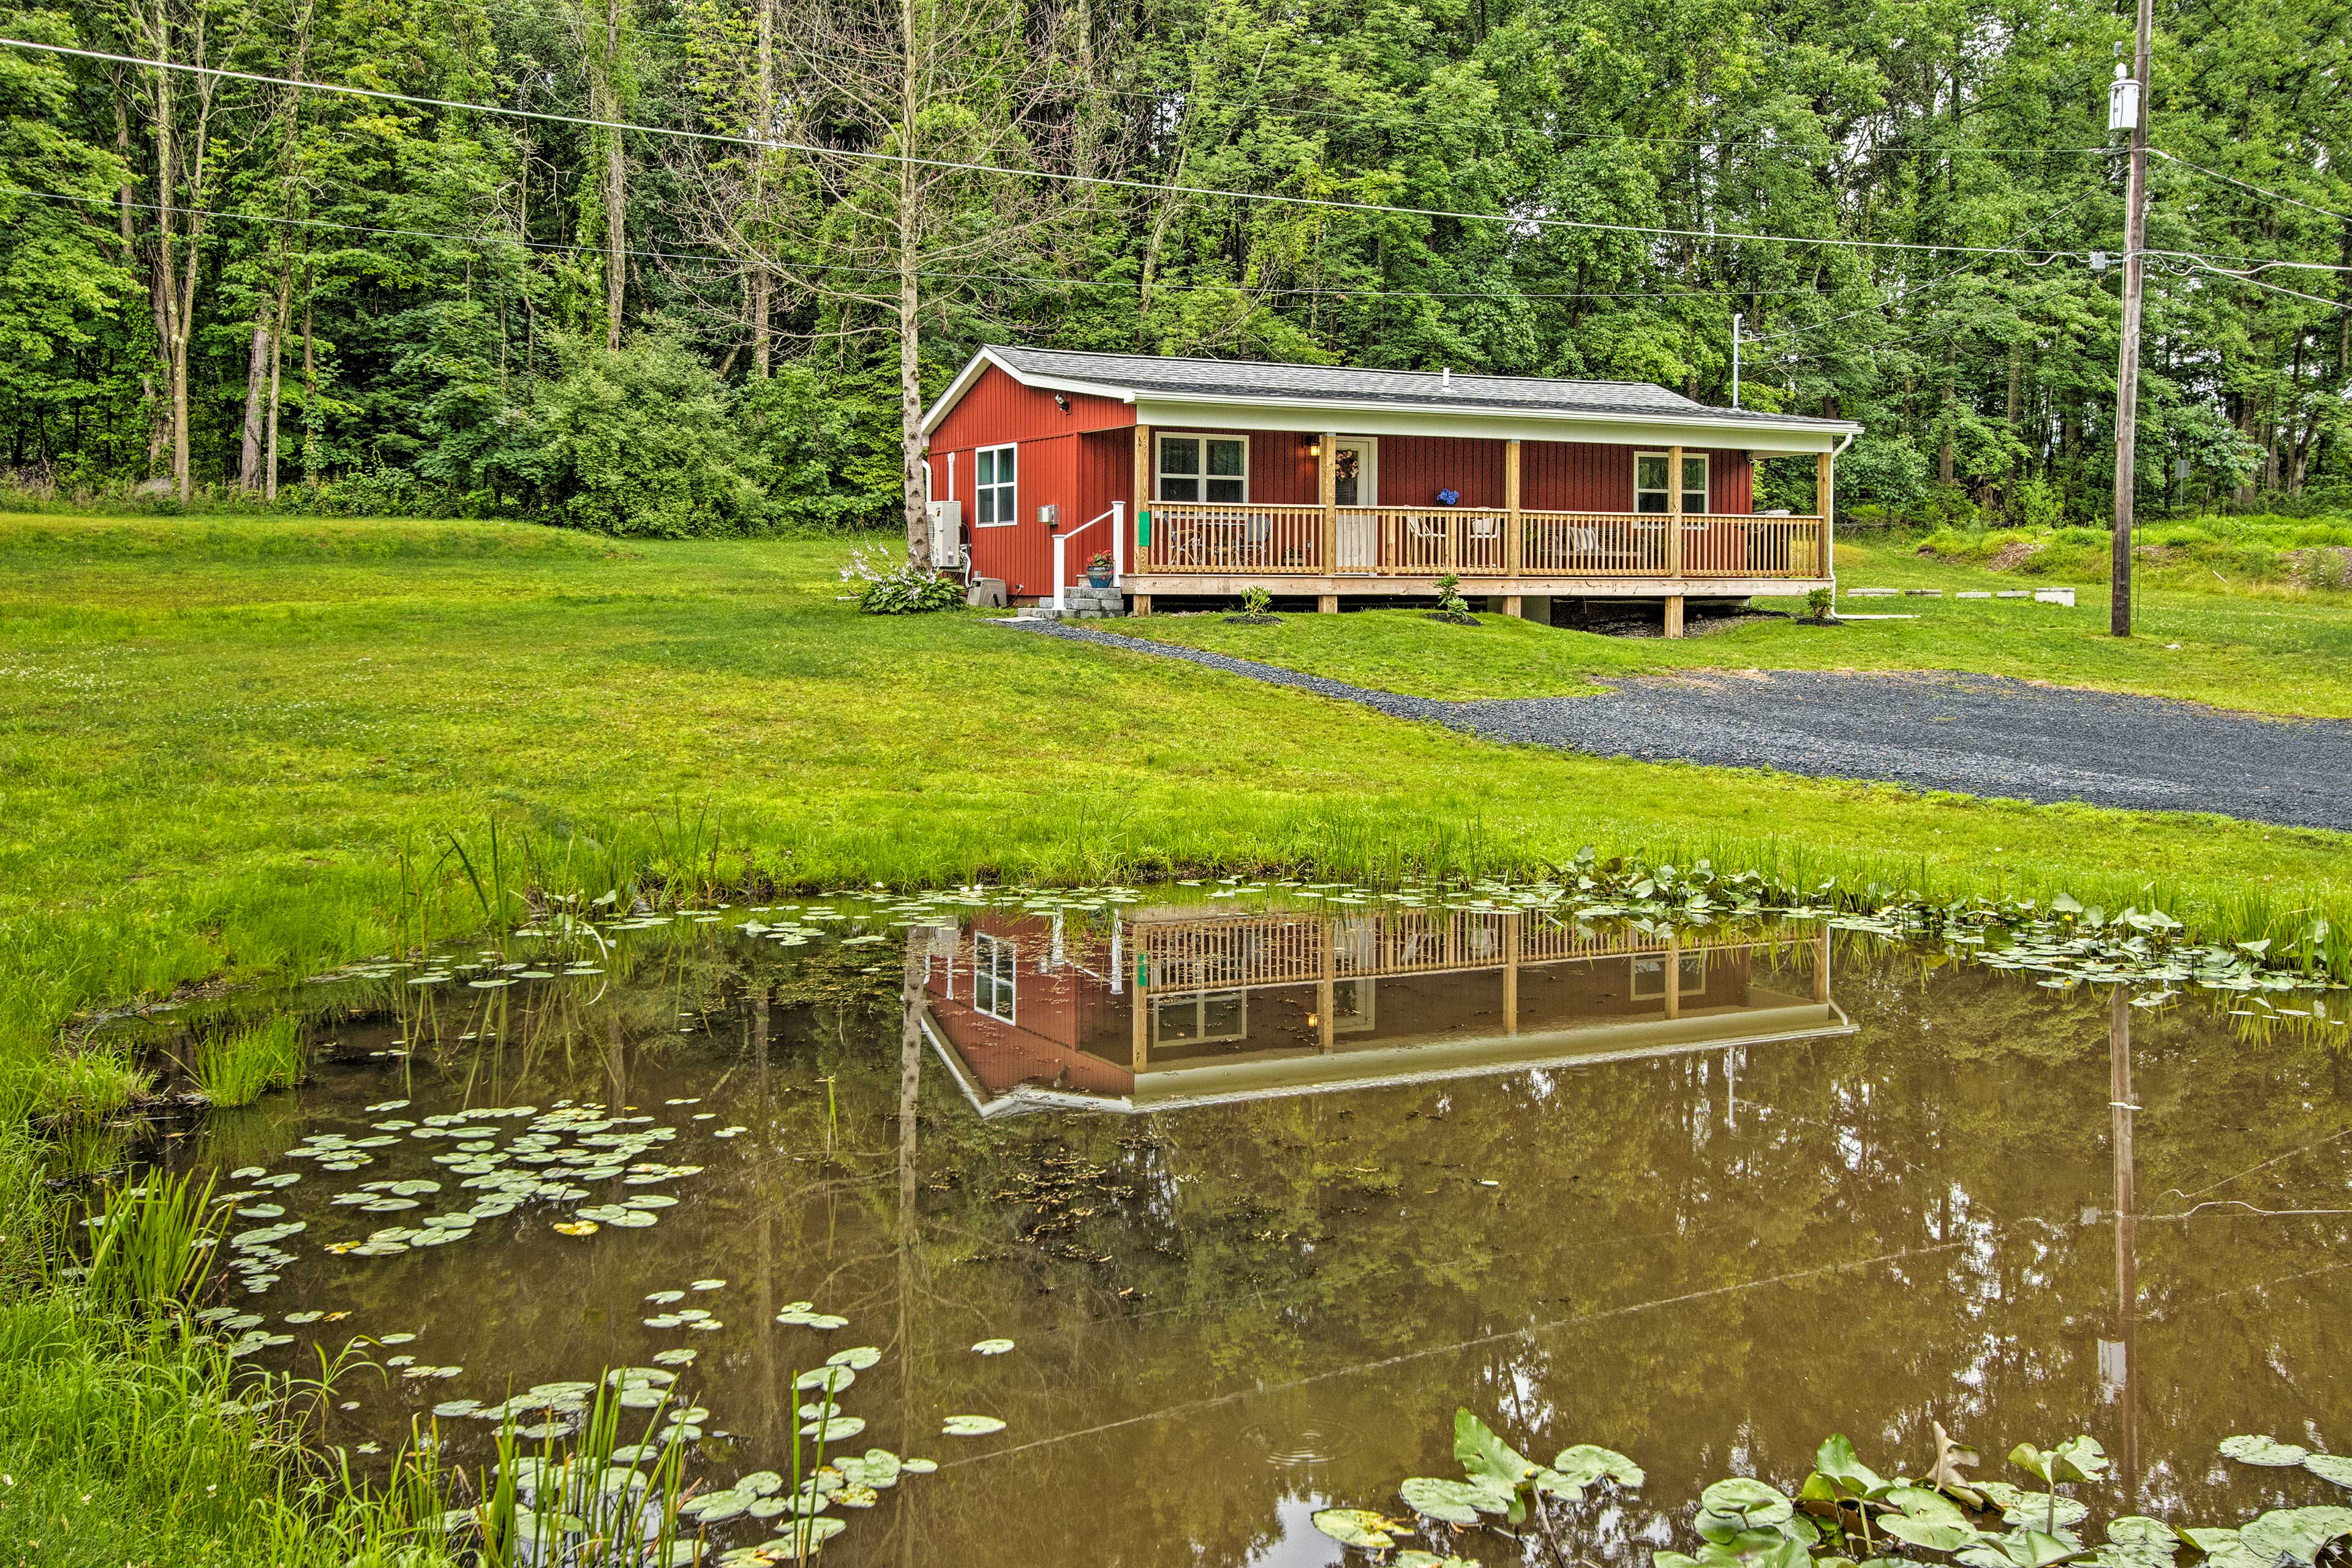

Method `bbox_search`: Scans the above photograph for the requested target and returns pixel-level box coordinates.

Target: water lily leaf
[1454,1409,1536,1523]
[826,1346,881,1371]
[1551,1444,1646,1491]
[691,1278,726,1290]
[1814,1435,1891,1499]
[2092,1517,2180,1568]
[553,1221,598,1237]
[651,1348,698,1366]
[1882,1515,1982,1553]
[1702,1478,1795,1533]
[2304,1455,2352,1490]
[2241,1507,2352,1565]
[942,1415,1005,1437]
[1958,1529,2087,1568]
[1313,1509,1405,1550]
[1401,1476,1514,1525]
[796,1366,855,1393]
[432,1400,483,1419]
[901,1458,937,1475]
[644,1290,685,1305]
[1394,1556,1479,1568]
[2220,1436,2311,1468]
[971,1338,1016,1355]
[837,1451,902,1490]
[802,1416,867,1440]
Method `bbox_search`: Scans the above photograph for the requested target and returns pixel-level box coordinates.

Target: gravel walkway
[1011,619,2352,830]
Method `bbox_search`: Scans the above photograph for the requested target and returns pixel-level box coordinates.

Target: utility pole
[1731,312,1743,409]
[2109,3,2154,638]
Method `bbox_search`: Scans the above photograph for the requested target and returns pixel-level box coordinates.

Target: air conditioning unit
[925,500,965,568]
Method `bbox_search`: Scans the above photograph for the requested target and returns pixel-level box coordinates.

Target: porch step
[1017,586,1128,622]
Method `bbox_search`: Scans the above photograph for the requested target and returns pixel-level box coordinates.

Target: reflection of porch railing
[1138,503,1825,579]
[1137,908,1754,992]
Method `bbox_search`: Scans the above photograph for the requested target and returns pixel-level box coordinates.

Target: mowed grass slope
[1116,535,2352,711]
[3,514,2346,1114]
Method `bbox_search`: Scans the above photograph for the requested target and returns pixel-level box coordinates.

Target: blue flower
[1436,488,1460,505]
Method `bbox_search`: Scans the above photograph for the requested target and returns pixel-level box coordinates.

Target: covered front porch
[1120,428,1839,635]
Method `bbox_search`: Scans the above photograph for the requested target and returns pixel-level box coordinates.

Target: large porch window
[974,932,1017,1022]
[1635,451,1709,514]
[1157,434,1247,503]
[1153,989,1247,1045]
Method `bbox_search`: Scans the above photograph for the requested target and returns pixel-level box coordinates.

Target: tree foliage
[0,0,2343,532]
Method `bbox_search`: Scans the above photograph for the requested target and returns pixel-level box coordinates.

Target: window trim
[973,931,1017,1022]
[1151,988,1249,1046]
[1634,450,1710,516]
[1155,431,1251,505]
[974,443,1019,528]
[1630,952,1708,1000]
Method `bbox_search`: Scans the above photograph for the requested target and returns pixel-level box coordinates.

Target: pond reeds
[182,1017,305,1108]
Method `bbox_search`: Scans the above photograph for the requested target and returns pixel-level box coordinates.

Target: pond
[119,884,2352,1566]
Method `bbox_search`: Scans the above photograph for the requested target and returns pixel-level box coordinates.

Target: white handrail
[1051,503,1125,611]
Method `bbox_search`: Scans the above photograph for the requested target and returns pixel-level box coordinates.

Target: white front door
[1332,437,1378,572]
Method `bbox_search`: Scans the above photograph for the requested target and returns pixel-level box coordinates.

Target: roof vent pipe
[1441,366,1451,388]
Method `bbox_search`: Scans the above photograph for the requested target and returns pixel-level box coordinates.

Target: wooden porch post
[1133,424,1152,561]
[1504,438,1522,576]
[1814,927,1832,1005]
[1133,969,1150,1071]
[1664,442,1686,639]
[1664,933,1681,1020]
[1317,922,1335,1054]
[1816,449,1835,578]
[1502,912,1521,1035]
[1319,429,1338,572]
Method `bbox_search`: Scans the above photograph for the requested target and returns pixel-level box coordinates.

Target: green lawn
[4,514,2348,1121]
[1114,534,2352,712]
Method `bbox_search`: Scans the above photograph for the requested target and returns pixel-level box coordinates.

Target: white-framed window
[1631,952,1708,1000]
[1156,433,1248,503]
[974,443,1017,526]
[1635,451,1709,515]
[1153,989,1247,1045]
[973,932,1017,1022]
[1330,976,1376,1033]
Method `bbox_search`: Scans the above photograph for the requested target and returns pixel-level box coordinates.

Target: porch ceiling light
[1306,442,1321,457]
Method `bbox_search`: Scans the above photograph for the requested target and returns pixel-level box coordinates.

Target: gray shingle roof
[986,345,1854,428]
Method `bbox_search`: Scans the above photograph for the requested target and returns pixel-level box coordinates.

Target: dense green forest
[0,0,2344,535]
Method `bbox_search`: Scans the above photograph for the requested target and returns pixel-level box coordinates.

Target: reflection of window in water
[1154,990,1248,1044]
[1629,953,1708,1000]
[1331,977,1376,1033]
[974,932,1018,1022]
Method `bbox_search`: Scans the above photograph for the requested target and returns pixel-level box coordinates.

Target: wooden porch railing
[1140,503,1824,578]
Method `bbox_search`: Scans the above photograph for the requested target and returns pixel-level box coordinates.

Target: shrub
[842,542,962,614]
[536,333,765,537]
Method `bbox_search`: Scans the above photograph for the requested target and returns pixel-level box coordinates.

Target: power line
[2,186,1885,307]
[0,36,2100,264]
[2152,147,2352,225]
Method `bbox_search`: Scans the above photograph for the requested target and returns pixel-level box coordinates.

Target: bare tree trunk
[897,0,930,573]
[599,0,628,352]
[750,0,774,379]
[301,276,317,488]
[264,263,293,500]
[237,311,270,489]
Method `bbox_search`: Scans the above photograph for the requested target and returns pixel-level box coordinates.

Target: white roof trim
[919,345,1861,447]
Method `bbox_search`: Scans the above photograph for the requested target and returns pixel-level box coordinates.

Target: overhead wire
[2151,147,2352,225]
[0,36,2102,263]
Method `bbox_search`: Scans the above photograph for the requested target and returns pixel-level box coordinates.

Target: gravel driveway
[1014,619,2352,831]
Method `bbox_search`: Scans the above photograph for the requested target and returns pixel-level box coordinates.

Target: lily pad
[941,1414,1005,1437]
[1700,1477,1794,1531]
[1549,1444,1645,1491]
[826,1346,881,1371]
[1313,1508,1404,1549]
[2305,1455,2352,1490]
[2222,1435,2312,1468]
[971,1338,1016,1355]
[1400,1475,1513,1525]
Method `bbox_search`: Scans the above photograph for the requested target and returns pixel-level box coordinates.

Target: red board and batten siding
[930,363,1134,598]
[927,361,1757,597]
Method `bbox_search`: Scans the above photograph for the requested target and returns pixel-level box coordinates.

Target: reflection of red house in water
[919,904,1849,1117]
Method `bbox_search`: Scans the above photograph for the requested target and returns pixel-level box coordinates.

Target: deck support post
[1317,594,1338,614]
[1814,928,1832,1005]
[1504,438,1522,575]
[1317,924,1336,1054]
[1503,913,1521,1035]
[1664,933,1681,1021]
[1131,592,1152,617]
[1132,973,1150,1071]
[1318,430,1338,572]
[1664,443,1686,639]
[1502,594,1523,619]
[1816,450,1834,578]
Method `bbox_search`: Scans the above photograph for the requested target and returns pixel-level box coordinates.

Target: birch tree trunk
[237,311,269,489]
[897,0,930,573]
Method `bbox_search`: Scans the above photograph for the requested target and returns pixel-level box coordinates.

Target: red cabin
[919,346,1860,636]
